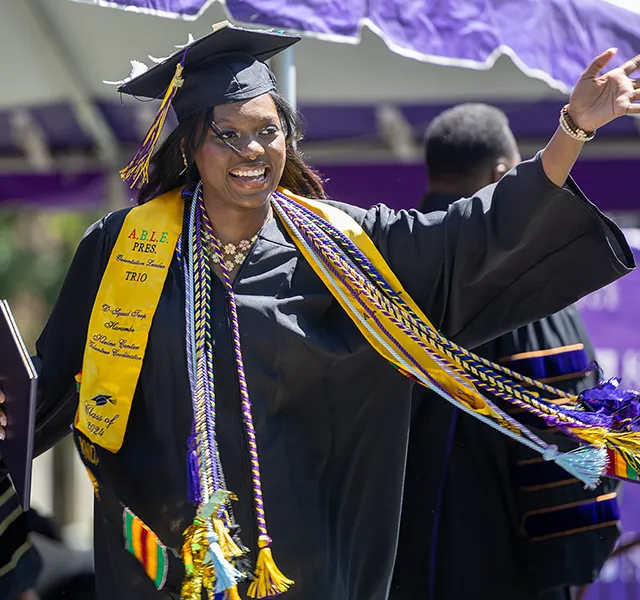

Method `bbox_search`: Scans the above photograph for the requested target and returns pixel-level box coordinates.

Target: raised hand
[568,49,640,133]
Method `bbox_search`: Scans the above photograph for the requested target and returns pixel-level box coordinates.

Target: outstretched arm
[359,50,639,349]
[542,49,640,186]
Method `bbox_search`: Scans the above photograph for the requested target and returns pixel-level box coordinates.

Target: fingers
[585,48,618,77]
[625,103,640,115]
[622,53,640,76]
[633,79,640,90]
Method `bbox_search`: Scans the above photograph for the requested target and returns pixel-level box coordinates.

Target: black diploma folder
[0,299,37,510]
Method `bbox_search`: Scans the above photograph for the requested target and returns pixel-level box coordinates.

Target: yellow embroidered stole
[75,189,183,452]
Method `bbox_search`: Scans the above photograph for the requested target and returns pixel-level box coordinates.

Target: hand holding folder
[0,300,37,510]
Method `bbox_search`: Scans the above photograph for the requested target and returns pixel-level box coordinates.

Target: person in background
[27,510,94,600]
[0,465,41,600]
[390,104,621,600]
[0,478,94,600]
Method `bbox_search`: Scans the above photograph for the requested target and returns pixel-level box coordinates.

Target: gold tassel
[83,467,100,500]
[604,431,640,461]
[567,426,608,447]
[569,427,640,452]
[180,516,214,600]
[120,61,185,188]
[213,518,244,560]
[606,431,640,454]
[226,585,243,600]
[247,535,294,598]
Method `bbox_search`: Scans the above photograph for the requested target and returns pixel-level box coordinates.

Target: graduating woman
[1,23,640,600]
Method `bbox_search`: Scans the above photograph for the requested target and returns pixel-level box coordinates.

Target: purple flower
[577,378,640,431]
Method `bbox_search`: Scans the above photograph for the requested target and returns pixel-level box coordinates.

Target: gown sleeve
[31,209,128,456]
[360,153,635,349]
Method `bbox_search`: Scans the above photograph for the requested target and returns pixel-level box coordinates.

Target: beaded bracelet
[559,104,596,142]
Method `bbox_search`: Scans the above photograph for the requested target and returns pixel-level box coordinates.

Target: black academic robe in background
[0,467,42,600]
[389,194,621,600]
[16,155,633,600]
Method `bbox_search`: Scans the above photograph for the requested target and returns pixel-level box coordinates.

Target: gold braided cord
[295,197,576,399]
[282,196,581,424]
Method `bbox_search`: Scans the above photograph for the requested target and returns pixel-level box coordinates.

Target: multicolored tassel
[181,489,245,599]
[120,57,185,188]
[247,536,294,599]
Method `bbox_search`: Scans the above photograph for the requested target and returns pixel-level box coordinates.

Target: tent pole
[271,47,297,113]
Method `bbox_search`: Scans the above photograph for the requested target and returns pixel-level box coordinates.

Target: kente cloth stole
[73,187,640,487]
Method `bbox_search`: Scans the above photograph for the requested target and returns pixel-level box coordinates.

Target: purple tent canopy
[71,0,640,93]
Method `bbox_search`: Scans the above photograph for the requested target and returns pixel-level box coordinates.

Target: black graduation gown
[26,155,633,600]
[390,193,621,600]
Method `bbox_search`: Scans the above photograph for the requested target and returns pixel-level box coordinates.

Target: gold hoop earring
[179,150,189,176]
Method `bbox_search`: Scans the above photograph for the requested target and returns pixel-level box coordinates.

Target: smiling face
[193,93,287,211]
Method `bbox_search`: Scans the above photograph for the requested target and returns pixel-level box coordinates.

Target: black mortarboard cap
[119,22,300,121]
[117,22,301,188]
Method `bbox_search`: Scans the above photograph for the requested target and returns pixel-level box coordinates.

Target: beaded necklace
[210,234,259,271]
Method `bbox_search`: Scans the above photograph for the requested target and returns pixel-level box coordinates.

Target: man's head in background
[424,103,521,203]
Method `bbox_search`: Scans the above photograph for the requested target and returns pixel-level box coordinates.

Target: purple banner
[230,0,640,93]
[0,171,107,208]
[70,0,640,93]
[578,232,640,598]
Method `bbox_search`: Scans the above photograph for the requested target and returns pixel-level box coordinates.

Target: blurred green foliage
[0,207,102,350]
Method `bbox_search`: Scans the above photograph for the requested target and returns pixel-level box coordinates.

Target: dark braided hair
[137,92,325,205]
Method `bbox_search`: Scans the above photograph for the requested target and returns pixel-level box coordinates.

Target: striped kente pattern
[123,506,168,590]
